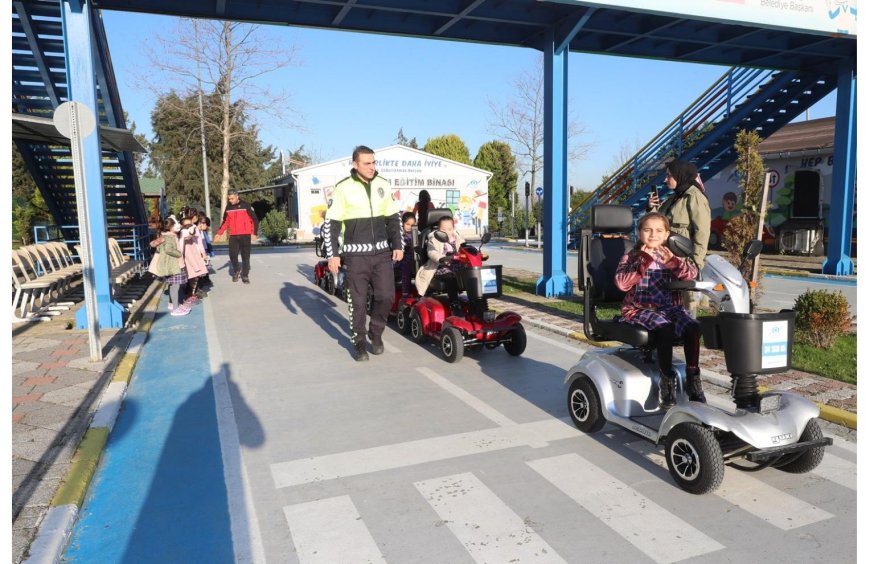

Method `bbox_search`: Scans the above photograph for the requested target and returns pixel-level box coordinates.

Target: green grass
[501,274,856,385]
[792,333,856,384]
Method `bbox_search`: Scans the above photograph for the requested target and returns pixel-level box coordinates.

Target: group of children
[149,207,214,316]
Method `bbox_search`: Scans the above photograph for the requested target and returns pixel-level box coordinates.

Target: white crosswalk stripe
[812,452,857,491]
[623,440,834,530]
[284,495,385,564]
[417,366,517,427]
[528,453,725,563]
[270,418,583,488]
[415,472,566,563]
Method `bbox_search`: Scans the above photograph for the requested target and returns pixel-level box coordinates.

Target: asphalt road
[486,242,858,317]
[187,248,856,563]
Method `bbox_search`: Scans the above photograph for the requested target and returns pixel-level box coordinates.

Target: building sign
[291,145,492,240]
[557,0,857,36]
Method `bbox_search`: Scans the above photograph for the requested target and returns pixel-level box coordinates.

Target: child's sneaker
[184,296,200,306]
[170,305,190,316]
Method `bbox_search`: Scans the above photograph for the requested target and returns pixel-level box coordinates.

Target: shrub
[793,289,852,348]
[259,209,291,244]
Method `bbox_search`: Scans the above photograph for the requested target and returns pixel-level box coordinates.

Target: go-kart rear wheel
[772,418,825,474]
[396,306,411,335]
[441,327,464,363]
[410,310,426,343]
[567,377,605,433]
[503,324,527,356]
[665,423,724,495]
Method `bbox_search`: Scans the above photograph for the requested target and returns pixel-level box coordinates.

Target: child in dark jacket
[397,211,416,296]
[614,212,704,408]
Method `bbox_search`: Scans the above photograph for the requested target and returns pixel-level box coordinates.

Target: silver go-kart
[566,205,831,494]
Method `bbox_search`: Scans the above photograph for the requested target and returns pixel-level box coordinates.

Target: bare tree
[136,18,300,217]
[603,137,644,182]
[487,58,591,205]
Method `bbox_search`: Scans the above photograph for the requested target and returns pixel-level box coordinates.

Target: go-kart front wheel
[441,327,464,363]
[665,423,724,495]
[772,418,825,474]
[503,324,526,356]
[324,273,336,296]
[567,376,605,433]
[409,310,426,344]
[396,306,411,335]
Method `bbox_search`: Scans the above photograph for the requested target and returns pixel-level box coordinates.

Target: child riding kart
[565,205,831,494]
[399,207,526,363]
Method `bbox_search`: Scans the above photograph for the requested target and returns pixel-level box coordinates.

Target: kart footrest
[745,437,832,462]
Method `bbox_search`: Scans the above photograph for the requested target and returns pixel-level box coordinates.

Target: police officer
[324,146,403,361]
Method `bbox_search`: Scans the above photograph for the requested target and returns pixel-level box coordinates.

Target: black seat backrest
[582,205,653,344]
[416,208,454,261]
[587,205,635,302]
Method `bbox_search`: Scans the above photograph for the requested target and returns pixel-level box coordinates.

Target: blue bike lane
[62,299,235,563]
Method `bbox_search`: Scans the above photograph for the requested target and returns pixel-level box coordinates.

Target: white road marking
[284,495,385,564]
[624,440,834,530]
[204,299,267,564]
[528,453,724,564]
[812,452,857,491]
[831,436,857,453]
[415,472,566,563]
[271,418,583,488]
[417,366,516,427]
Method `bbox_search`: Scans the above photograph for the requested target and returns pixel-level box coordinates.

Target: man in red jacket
[216,189,259,284]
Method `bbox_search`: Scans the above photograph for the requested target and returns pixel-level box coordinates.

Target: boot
[353,339,369,362]
[685,367,707,403]
[368,331,384,355]
[659,369,677,409]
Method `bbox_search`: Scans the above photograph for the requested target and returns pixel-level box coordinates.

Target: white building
[290,145,492,241]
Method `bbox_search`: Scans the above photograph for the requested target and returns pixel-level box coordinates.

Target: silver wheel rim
[411,317,422,339]
[442,334,454,356]
[397,310,406,330]
[670,438,701,481]
[571,389,589,422]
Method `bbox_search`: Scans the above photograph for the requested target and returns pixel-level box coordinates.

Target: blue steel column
[62,0,126,328]
[822,60,856,276]
[536,27,572,297]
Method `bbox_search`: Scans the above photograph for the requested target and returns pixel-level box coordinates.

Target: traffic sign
[535,186,543,198]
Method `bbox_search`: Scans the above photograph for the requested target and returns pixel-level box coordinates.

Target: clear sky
[100,10,838,191]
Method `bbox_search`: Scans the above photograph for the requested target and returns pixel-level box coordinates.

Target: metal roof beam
[332,0,357,26]
[554,7,594,53]
[434,0,486,36]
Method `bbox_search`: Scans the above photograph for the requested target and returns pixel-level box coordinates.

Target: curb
[22,283,162,564]
[518,312,857,430]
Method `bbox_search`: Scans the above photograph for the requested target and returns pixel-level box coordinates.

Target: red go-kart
[400,232,526,362]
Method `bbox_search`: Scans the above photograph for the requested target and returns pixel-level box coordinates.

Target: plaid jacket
[614,249,698,321]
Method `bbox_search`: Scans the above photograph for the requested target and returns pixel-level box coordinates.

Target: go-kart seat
[582,205,655,347]
[416,208,458,295]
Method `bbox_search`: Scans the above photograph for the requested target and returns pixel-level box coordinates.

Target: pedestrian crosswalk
[272,421,855,563]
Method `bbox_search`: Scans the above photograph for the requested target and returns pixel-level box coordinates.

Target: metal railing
[569,67,778,229]
[34,223,152,263]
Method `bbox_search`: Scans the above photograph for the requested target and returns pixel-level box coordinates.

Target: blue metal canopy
[91,0,855,71]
